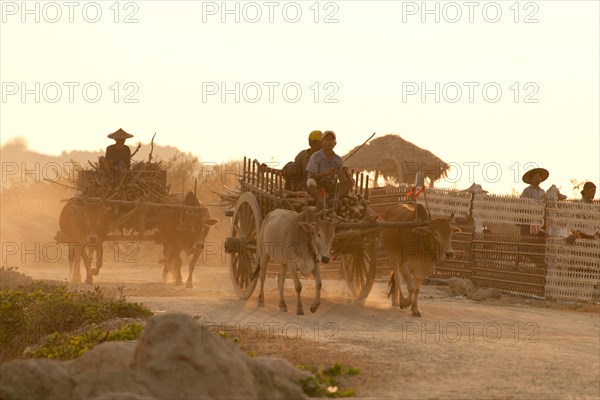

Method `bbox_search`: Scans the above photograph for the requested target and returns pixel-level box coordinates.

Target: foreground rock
[1,313,311,400]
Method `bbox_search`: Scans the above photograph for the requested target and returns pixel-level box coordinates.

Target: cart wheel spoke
[230,192,262,300]
[237,259,245,287]
[233,223,242,236]
[342,237,377,300]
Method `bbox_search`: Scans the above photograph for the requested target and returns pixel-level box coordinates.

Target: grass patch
[25,323,144,360]
[0,272,152,363]
[299,362,359,398]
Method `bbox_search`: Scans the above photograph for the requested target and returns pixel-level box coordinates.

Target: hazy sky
[1,0,599,196]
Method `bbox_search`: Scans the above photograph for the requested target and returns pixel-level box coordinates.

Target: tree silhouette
[164,151,200,193]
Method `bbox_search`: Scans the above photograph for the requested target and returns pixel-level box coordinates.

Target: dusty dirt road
[16,258,600,400]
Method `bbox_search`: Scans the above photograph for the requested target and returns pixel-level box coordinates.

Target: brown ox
[58,197,112,284]
[253,207,336,315]
[157,192,218,288]
[382,203,460,317]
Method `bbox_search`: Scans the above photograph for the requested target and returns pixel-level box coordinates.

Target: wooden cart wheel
[229,192,262,299]
[341,236,378,300]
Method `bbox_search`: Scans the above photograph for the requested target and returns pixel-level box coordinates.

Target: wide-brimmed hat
[107,128,134,139]
[522,168,549,184]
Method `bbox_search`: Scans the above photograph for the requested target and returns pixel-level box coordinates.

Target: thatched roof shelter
[342,134,449,187]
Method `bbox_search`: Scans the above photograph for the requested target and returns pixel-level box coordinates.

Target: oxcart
[221,157,427,300]
[55,159,207,248]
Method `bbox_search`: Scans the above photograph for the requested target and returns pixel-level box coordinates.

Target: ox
[382,203,460,317]
[253,207,336,315]
[157,192,218,288]
[58,197,112,284]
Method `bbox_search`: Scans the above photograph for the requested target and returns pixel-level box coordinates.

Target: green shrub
[299,362,359,398]
[0,290,27,348]
[0,281,152,362]
[26,323,145,360]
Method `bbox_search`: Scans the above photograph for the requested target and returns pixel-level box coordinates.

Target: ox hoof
[85,278,93,285]
[186,282,193,289]
[310,304,320,313]
[296,308,304,316]
[411,309,422,317]
[258,302,264,308]
[91,268,100,276]
[279,304,288,312]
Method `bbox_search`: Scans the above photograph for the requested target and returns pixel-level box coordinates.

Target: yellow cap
[308,130,323,141]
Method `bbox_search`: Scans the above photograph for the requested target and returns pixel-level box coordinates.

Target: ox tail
[387,274,395,299]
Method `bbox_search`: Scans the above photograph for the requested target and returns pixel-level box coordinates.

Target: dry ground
[2,180,599,399]
[12,257,600,400]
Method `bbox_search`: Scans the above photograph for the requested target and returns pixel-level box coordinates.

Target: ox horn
[306,205,313,222]
[315,208,328,218]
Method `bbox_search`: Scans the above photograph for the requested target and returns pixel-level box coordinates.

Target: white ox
[382,203,460,317]
[253,207,336,315]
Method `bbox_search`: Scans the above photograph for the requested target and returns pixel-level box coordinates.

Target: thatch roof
[342,134,449,186]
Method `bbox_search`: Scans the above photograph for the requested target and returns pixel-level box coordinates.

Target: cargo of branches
[56,148,208,245]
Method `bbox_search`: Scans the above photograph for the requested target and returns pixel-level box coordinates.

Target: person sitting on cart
[283,130,323,191]
[293,130,323,190]
[98,128,141,175]
[306,130,354,209]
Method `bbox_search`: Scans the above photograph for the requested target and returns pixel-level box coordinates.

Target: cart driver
[98,128,141,175]
[306,130,354,209]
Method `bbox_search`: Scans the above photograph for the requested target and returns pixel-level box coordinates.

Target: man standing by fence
[519,167,548,237]
[580,181,597,204]
[565,181,598,243]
